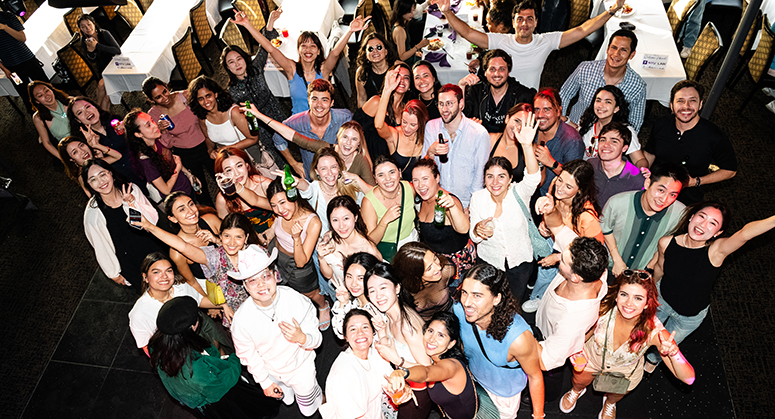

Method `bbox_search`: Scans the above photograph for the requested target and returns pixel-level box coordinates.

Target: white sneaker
[522,298,540,313]
[767,101,775,115]
[560,387,586,413]
[763,87,775,98]
[598,396,617,419]
[680,46,692,59]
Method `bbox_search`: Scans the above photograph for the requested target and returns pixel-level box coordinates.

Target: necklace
[354,353,372,371]
[149,288,174,304]
[257,296,278,322]
[379,186,400,203]
[681,234,706,249]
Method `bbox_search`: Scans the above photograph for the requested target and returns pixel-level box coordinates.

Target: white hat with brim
[227,244,278,280]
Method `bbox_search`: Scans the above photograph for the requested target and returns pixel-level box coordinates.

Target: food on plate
[621,4,633,15]
[428,38,444,51]
[271,38,283,48]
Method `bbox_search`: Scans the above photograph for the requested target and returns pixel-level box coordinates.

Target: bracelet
[400,366,410,379]
[532,415,545,418]
[398,357,405,368]
[106,147,112,154]
[695,176,701,187]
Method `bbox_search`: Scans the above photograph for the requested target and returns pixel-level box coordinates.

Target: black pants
[7,58,49,114]
[174,142,215,207]
[476,257,535,302]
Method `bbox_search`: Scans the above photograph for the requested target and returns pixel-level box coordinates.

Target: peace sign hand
[658,330,679,357]
[121,184,136,207]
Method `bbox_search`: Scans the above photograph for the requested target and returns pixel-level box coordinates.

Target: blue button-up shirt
[422,116,491,208]
[273,108,352,180]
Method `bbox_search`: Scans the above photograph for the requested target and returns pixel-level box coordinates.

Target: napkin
[426,23,449,38]
[425,52,451,67]
[448,30,457,41]
[428,0,461,18]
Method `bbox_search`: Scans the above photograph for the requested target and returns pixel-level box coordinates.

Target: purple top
[137,140,193,199]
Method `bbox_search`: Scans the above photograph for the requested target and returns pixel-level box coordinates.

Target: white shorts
[487,389,521,419]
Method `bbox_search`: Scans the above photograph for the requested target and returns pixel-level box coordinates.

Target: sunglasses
[367,44,384,53]
[622,269,651,281]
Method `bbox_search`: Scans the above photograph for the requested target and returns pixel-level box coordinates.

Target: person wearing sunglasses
[575,85,647,168]
[355,33,397,108]
[559,270,695,419]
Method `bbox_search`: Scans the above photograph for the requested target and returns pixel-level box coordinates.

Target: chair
[63,7,83,35]
[219,19,250,53]
[55,35,97,95]
[233,0,266,32]
[171,27,205,86]
[684,22,723,81]
[734,16,775,111]
[567,0,591,28]
[117,0,144,29]
[136,0,153,14]
[190,0,216,49]
[102,5,118,20]
[667,0,700,40]
[355,0,390,44]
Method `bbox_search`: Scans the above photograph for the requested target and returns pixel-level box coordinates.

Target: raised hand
[458,73,479,88]
[658,330,679,357]
[290,220,303,238]
[349,15,370,32]
[334,280,350,306]
[80,125,100,148]
[436,190,455,209]
[173,154,183,172]
[382,68,402,94]
[121,184,136,207]
[231,9,251,27]
[268,7,283,24]
[317,231,335,257]
[433,0,451,13]
[195,229,219,245]
[514,112,538,145]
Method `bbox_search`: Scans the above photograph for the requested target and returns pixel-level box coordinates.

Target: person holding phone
[82,159,164,294]
[58,136,123,196]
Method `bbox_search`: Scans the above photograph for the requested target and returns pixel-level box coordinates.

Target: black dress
[489,134,526,184]
[363,66,387,100]
[102,204,165,293]
[353,108,392,163]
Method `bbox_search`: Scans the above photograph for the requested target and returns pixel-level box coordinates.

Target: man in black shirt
[459,49,536,133]
[643,80,737,204]
[0,10,49,113]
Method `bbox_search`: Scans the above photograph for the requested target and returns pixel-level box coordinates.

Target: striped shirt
[0,11,35,67]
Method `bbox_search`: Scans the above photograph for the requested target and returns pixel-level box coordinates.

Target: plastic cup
[281,28,289,37]
[435,25,444,37]
[217,175,237,196]
[392,388,405,404]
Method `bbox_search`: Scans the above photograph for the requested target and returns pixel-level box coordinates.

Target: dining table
[421,0,485,86]
[591,0,686,106]
[263,0,345,97]
[101,0,221,104]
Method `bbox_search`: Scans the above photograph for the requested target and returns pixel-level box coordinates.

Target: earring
[337,173,342,180]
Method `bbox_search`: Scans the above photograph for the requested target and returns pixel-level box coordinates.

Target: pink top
[148,92,207,149]
[274,213,316,252]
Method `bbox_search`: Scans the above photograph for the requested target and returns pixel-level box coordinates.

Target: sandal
[560,387,586,413]
[318,303,331,331]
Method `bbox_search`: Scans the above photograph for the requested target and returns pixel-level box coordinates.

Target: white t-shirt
[580,124,641,160]
[486,32,563,90]
[128,283,204,348]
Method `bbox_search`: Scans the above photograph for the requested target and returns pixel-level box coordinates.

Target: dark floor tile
[159,394,199,419]
[21,361,108,419]
[111,327,153,373]
[88,369,167,419]
[82,269,141,304]
[52,300,132,366]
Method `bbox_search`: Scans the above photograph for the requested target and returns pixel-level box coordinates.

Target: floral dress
[201,246,250,328]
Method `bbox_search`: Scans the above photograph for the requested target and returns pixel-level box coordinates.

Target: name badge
[114,56,135,70]
[641,54,668,70]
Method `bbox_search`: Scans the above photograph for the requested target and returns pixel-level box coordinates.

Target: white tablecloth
[593,0,686,106]
[102,0,221,104]
[421,2,484,86]
[264,0,345,96]
[0,73,19,97]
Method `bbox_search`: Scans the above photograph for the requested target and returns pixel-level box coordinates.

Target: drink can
[110,119,124,135]
[160,114,175,130]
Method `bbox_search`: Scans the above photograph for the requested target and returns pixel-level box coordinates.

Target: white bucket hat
[227,245,278,280]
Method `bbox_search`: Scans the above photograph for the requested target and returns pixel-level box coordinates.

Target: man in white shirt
[230,245,324,417]
[435,0,626,89]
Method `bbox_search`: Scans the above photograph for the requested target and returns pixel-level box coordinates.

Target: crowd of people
[5,0,775,418]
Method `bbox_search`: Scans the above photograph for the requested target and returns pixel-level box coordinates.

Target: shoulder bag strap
[395,182,404,244]
[470,322,522,370]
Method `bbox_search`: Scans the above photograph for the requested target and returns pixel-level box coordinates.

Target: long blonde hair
[310,147,360,201]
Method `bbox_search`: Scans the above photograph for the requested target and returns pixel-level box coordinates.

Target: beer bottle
[433,190,445,226]
[245,100,260,136]
[437,134,448,163]
[284,164,298,201]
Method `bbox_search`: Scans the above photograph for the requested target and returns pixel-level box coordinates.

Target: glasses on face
[367,44,383,53]
[87,170,110,185]
[438,101,457,109]
[245,270,276,286]
[622,269,651,281]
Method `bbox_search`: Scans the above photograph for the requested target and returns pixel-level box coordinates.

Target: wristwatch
[695,176,702,187]
[550,160,560,170]
[399,366,410,379]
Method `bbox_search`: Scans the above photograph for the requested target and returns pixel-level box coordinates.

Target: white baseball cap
[227,244,278,280]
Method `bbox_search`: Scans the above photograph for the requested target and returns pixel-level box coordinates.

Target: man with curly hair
[453,263,545,419]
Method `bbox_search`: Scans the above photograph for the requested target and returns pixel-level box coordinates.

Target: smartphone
[128,208,142,229]
[10,72,23,85]
[231,0,240,12]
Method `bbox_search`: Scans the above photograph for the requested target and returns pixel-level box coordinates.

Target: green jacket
[158,345,241,409]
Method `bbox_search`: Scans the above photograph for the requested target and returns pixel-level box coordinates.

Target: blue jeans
[680,0,707,48]
[528,237,557,301]
[646,281,709,364]
[312,251,335,301]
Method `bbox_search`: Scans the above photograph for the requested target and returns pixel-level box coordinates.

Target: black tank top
[364,67,386,100]
[659,236,722,316]
[489,134,526,183]
[427,359,477,419]
[189,218,217,279]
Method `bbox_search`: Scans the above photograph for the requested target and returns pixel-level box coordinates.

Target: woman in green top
[29,81,73,159]
[150,296,280,418]
[361,155,418,262]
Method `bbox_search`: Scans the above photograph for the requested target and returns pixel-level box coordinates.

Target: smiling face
[330,206,357,240]
[606,36,635,71]
[553,171,579,203]
[86,164,114,196]
[411,165,440,201]
[421,251,443,283]
[642,176,683,213]
[79,19,96,37]
[670,87,703,125]
[593,90,619,122]
[365,38,387,63]
[423,320,455,358]
[459,277,500,326]
[413,64,435,95]
[308,90,333,119]
[32,85,56,108]
[438,91,462,124]
[220,227,247,257]
[484,164,511,199]
[298,38,320,64]
[345,314,374,354]
[597,129,627,162]
[534,97,559,132]
[225,50,247,78]
[616,283,648,320]
[220,155,250,185]
[485,57,509,89]
[72,100,100,126]
[66,141,93,165]
[143,259,175,293]
[168,195,199,227]
[401,111,419,137]
[366,275,399,313]
[505,110,528,138]
[196,87,217,113]
[338,128,361,158]
[513,9,537,41]
[374,161,401,193]
[345,263,367,297]
[244,268,279,307]
[687,206,724,242]
[394,66,412,94]
[133,113,161,144]
[270,191,297,220]
[149,84,172,107]
[314,155,341,187]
